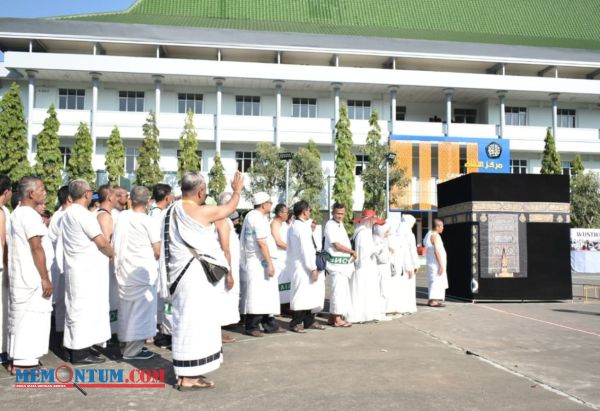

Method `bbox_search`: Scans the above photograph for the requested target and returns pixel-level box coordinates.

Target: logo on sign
[486,142,502,159]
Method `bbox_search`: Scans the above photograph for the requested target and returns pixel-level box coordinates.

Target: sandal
[308,322,326,330]
[329,321,352,328]
[175,377,215,391]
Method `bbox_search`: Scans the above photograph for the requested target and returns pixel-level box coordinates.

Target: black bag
[198,256,229,284]
[312,235,328,272]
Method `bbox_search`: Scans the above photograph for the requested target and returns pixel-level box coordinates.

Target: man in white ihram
[424,218,448,307]
[160,172,242,390]
[61,179,115,364]
[240,192,287,337]
[7,176,53,374]
[287,200,326,333]
[113,186,160,360]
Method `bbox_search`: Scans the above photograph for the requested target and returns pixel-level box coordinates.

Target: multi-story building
[1,0,600,231]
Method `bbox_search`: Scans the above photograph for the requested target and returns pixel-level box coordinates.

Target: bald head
[130,186,151,208]
[181,173,206,197]
[69,179,91,201]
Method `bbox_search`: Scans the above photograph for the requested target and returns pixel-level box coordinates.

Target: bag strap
[164,204,193,295]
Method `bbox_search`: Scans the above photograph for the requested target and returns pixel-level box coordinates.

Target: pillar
[497,90,507,138]
[550,93,559,139]
[443,88,454,137]
[389,86,398,135]
[26,70,37,162]
[214,78,225,155]
[274,80,284,147]
[153,75,163,122]
[90,72,101,163]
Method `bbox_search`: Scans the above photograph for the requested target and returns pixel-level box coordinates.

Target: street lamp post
[385,152,397,216]
[279,152,293,205]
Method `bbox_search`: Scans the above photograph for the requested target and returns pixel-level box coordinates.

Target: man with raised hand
[160,172,243,390]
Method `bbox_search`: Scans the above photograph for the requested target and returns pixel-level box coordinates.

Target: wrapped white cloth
[324,219,354,317]
[287,219,324,312]
[218,218,241,326]
[1,205,11,354]
[424,230,448,300]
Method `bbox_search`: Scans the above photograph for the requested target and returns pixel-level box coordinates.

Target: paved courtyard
[1,276,599,410]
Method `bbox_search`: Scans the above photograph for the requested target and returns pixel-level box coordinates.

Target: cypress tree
[540,128,562,175]
[208,154,227,198]
[572,154,584,176]
[178,110,201,180]
[67,122,96,188]
[332,105,356,232]
[361,110,407,217]
[135,111,163,188]
[33,104,63,209]
[248,142,285,197]
[0,82,31,182]
[105,126,125,186]
[292,140,324,222]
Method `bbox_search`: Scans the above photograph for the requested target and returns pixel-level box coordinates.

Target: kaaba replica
[437,174,572,301]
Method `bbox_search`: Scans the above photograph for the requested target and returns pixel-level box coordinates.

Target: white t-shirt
[242,210,274,259]
[62,204,103,259]
[116,211,160,276]
[8,205,48,303]
[324,219,354,274]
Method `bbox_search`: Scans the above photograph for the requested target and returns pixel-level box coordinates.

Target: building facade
[1,1,600,218]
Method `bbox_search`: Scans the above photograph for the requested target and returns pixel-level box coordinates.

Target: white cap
[252,192,271,206]
[172,186,182,198]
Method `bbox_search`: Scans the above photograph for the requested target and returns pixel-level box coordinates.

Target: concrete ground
[1,275,599,410]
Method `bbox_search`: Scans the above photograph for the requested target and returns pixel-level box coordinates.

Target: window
[459,145,467,174]
[125,147,139,173]
[510,159,528,174]
[562,160,573,176]
[59,89,85,110]
[177,150,202,171]
[347,100,371,120]
[454,108,477,124]
[119,91,145,112]
[236,151,256,172]
[355,154,369,175]
[178,93,203,114]
[292,98,317,118]
[505,107,527,126]
[59,146,71,169]
[557,109,576,128]
[236,96,260,116]
[396,105,406,121]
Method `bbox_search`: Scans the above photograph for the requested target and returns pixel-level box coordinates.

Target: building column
[214,78,225,155]
[90,72,101,164]
[389,86,398,135]
[443,88,454,137]
[497,90,507,138]
[274,80,284,147]
[26,70,37,162]
[332,82,342,125]
[550,93,559,138]
[153,75,163,122]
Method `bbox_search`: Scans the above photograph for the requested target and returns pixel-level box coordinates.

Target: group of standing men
[0,170,449,390]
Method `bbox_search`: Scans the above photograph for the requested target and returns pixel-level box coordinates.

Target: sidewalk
[1,295,598,410]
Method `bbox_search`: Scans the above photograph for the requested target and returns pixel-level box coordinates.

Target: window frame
[119,91,145,112]
[178,93,204,114]
[58,88,86,110]
[347,100,372,120]
[291,97,318,118]
[557,109,576,128]
[395,105,407,121]
[510,159,528,174]
[235,96,261,116]
[125,147,140,173]
[235,151,256,172]
[505,106,527,126]
[453,108,477,124]
[355,154,370,176]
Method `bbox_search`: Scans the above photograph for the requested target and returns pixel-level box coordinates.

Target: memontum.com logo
[15,365,165,395]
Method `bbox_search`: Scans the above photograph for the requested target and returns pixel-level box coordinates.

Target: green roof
[56,0,600,50]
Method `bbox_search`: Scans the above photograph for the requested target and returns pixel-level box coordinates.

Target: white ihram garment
[388,217,419,314]
[113,210,159,342]
[7,206,52,364]
[347,225,385,323]
[275,222,291,304]
[61,204,110,350]
[218,218,240,326]
[1,205,11,355]
[97,208,118,334]
[324,219,354,318]
[48,208,67,332]
[374,223,392,317]
[287,219,324,312]
[161,201,227,377]
[240,210,280,315]
[152,208,173,335]
[424,230,448,300]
